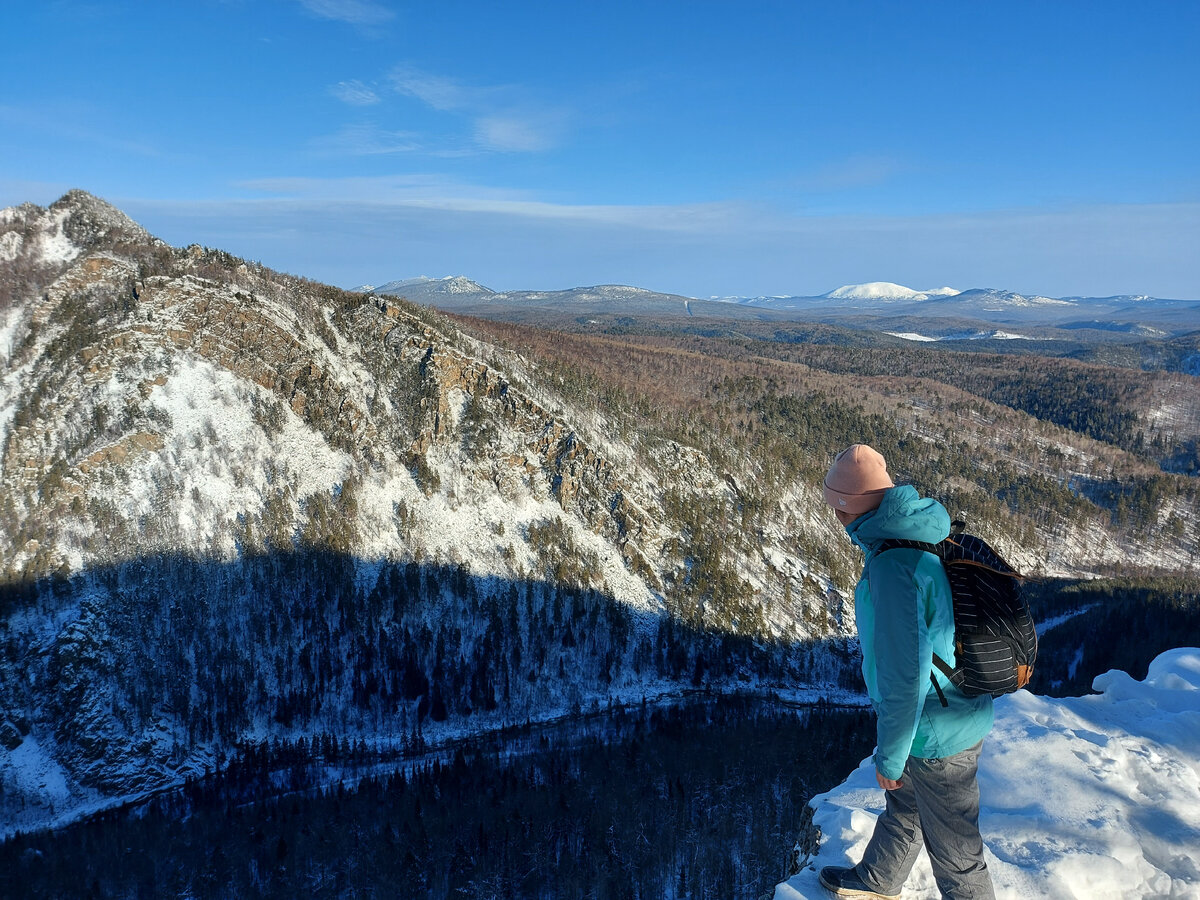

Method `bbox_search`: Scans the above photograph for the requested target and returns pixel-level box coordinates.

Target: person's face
[834,508,857,527]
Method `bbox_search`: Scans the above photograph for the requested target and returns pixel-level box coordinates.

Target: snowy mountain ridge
[952,287,1074,308]
[365,275,1191,312]
[364,274,1198,335]
[369,275,494,297]
[368,277,695,310]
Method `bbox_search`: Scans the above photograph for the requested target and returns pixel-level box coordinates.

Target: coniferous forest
[1025,576,1200,696]
[0,551,856,832]
[3,568,1194,898]
[1,699,874,900]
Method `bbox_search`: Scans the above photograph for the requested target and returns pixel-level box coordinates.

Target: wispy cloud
[296,0,395,26]
[389,65,472,112]
[474,115,562,153]
[386,63,567,153]
[308,124,419,156]
[330,79,380,106]
[235,174,740,230]
[325,64,569,157]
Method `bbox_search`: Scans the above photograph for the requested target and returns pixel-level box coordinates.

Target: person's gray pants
[856,741,995,900]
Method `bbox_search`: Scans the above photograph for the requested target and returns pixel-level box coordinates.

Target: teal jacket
[845,485,994,781]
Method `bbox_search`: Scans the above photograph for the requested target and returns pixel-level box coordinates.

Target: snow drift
[777,648,1200,899]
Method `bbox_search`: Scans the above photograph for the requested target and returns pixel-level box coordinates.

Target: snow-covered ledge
[777,648,1200,899]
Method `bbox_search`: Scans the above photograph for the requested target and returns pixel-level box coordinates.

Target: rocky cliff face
[0,192,859,833]
[0,192,863,631]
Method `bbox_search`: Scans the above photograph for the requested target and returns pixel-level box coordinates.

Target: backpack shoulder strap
[873,538,953,707]
[940,533,1024,578]
[875,538,943,558]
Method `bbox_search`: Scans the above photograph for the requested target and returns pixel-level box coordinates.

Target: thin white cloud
[387,63,566,153]
[330,79,380,106]
[308,124,419,156]
[296,0,394,26]
[235,175,741,230]
[389,65,472,111]
[238,174,531,204]
[474,115,559,153]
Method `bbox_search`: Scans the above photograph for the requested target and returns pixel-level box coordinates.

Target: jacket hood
[844,484,951,550]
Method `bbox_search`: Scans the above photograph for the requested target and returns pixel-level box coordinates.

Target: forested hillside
[450,316,1200,558]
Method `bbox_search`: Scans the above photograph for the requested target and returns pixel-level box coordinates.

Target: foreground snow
[777,648,1200,900]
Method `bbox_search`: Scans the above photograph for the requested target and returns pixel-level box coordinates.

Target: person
[817,444,996,900]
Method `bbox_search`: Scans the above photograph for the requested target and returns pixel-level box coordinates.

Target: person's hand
[876,771,903,791]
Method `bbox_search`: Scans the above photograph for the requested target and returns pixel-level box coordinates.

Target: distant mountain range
[356,276,695,313]
[358,277,1199,337]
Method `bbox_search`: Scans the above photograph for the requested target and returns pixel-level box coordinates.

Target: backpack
[877,524,1037,707]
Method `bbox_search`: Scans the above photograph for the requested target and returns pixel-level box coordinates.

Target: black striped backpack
[878,523,1038,706]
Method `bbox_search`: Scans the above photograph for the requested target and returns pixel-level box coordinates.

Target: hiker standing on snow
[818,444,996,900]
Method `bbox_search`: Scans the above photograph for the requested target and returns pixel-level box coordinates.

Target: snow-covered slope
[369,275,494,299]
[822,282,960,302]
[777,648,1200,900]
[885,329,1036,342]
[946,287,1075,309]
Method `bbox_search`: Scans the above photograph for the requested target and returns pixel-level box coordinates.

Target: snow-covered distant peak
[503,284,694,305]
[824,282,922,300]
[435,275,492,294]
[954,288,1074,307]
[592,284,654,295]
[370,275,494,297]
[822,282,960,302]
[777,647,1200,899]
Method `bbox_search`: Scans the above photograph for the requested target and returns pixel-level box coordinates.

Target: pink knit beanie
[823,444,894,516]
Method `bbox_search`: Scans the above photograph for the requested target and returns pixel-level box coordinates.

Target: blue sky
[3,0,1198,298]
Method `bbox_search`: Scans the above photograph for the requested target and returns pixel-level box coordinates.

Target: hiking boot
[817,865,900,899]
